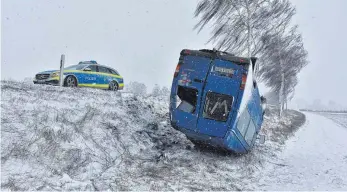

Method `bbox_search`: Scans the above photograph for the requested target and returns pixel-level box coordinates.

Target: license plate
[37,80,45,83]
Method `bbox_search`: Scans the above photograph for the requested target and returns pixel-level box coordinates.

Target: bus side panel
[252,87,264,130]
[247,87,263,131]
[231,87,263,150]
[228,90,257,151]
[224,130,248,153]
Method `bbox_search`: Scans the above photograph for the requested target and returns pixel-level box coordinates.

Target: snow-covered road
[258,112,347,190]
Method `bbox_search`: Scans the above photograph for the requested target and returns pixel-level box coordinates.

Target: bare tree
[194,0,295,62]
[194,0,308,117]
[127,81,147,96]
[159,86,170,96]
[259,26,308,116]
[151,84,161,97]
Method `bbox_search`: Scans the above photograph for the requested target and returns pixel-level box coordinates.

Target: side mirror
[84,68,92,72]
[260,96,267,104]
[261,96,267,113]
[257,134,266,144]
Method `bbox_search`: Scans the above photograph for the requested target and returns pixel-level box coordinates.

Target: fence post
[59,54,65,86]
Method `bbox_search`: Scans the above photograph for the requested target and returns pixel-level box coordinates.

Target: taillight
[174,64,181,77]
[240,74,247,90]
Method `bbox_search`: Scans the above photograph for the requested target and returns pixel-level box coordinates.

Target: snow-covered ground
[317,112,347,129]
[258,112,347,190]
[4,80,346,190]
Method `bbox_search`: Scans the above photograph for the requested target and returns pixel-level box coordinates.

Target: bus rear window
[177,86,198,113]
[203,92,233,122]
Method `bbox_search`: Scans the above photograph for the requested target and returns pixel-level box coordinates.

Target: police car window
[98,66,109,73]
[109,69,119,75]
[203,92,233,122]
[64,65,86,70]
[106,68,115,74]
[88,65,97,72]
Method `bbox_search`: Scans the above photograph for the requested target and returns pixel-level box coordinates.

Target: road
[258,112,347,190]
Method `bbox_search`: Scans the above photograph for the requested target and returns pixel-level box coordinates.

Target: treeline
[126,81,170,97]
[194,0,308,117]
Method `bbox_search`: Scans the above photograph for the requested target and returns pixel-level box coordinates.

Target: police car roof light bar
[78,60,98,65]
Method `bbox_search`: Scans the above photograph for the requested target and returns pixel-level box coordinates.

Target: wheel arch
[108,80,119,90]
[111,79,119,85]
[64,74,79,86]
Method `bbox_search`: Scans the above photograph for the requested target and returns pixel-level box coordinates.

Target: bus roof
[180,49,257,69]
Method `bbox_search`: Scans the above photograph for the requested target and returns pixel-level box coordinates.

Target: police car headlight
[51,72,59,77]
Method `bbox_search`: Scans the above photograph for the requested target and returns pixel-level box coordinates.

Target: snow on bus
[169,49,266,154]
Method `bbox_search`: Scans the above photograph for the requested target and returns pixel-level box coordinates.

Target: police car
[33,60,124,91]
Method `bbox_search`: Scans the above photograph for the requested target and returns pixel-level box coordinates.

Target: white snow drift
[1,80,310,190]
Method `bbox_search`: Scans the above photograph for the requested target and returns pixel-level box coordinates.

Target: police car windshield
[64,65,87,70]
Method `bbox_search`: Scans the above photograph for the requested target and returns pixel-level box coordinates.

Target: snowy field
[1,80,312,191]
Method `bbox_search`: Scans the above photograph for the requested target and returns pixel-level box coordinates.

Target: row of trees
[194,0,308,117]
[127,81,170,97]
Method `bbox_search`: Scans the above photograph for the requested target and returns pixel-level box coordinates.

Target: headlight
[51,72,59,77]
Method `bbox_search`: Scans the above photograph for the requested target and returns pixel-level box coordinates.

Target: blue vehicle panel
[196,59,243,138]
[170,55,211,132]
[170,49,265,154]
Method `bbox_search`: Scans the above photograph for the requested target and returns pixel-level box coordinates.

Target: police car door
[97,66,111,88]
[196,58,243,138]
[83,65,98,87]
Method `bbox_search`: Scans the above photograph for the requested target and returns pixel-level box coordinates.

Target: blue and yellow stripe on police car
[78,84,108,88]
[78,83,124,89]
[62,70,123,79]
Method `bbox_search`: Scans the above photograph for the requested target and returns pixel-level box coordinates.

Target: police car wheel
[65,76,77,87]
[109,81,118,91]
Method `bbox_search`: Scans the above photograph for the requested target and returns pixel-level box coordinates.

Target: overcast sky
[2,0,347,108]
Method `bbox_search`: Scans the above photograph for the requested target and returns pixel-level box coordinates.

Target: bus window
[245,120,256,145]
[237,109,251,136]
[177,86,198,113]
[203,92,233,122]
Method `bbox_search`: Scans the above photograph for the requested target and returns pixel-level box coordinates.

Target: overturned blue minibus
[169,49,266,153]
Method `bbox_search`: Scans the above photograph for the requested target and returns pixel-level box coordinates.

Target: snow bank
[1,80,305,190]
[261,106,306,146]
